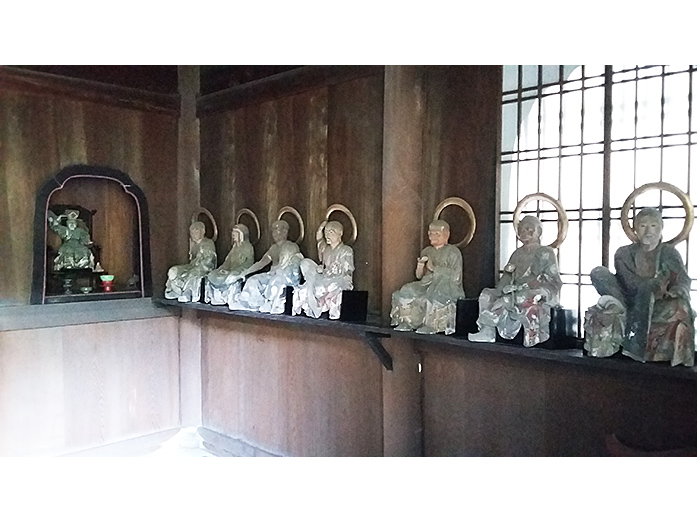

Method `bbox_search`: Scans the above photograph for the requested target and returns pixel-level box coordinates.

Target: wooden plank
[423,350,547,456]
[381,66,427,318]
[197,65,384,115]
[327,75,384,314]
[0,66,178,114]
[0,298,176,332]
[1,93,59,303]
[0,98,13,305]
[0,316,179,456]
[137,110,178,293]
[421,66,502,295]
[0,327,66,455]
[200,315,384,456]
[381,337,422,456]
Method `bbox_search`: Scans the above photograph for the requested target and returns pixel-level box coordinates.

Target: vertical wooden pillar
[177,65,201,254]
[177,66,202,428]
[380,66,425,456]
[381,66,428,316]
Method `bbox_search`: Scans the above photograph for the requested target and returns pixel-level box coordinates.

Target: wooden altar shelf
[153,298,697,381]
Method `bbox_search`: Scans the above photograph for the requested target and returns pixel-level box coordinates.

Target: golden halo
[325,203,358,245]
[191,207,218,242]
[512,193,568,248]
[433,197,477,248]
[277,206,305,244]
[620,182,694,246]
[235,208,261,245]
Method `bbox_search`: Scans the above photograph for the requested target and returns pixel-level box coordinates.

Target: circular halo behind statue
[191,207,218,242]
[235,208,261,246]
[277,206,305,244]
[512,192,568,248]
[433,197,477,249]
[620,182,694,246]
[325,203,358,244]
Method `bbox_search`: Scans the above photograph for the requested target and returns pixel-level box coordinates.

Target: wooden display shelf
[44,290,143,304]
[154,298,697,381]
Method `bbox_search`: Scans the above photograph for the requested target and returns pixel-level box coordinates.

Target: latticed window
[500,65,697,333]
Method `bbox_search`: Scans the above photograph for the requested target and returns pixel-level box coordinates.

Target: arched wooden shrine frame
[30,165,152,304]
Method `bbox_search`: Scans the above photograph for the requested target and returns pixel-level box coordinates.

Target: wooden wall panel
[0,316,180,456]
[421,66,501,296]
[201,90,331,261]
[200,72,383,313]
[201,315,384,456]
[327,75,384,312]
[422,347,697,456]
[0,88,178,305]
[423,350,547,456]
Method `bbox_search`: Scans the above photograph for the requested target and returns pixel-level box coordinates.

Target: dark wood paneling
[198,65,384,115]
[0,67,178,113]
[137,111,180,292]
[421,66,501,296]
[0,87,178,305]
[424,350,547,456]
[200,71,383,313]
[14,65,180,94]
[327,75,384,312]
[381,66,427,318]
[201,315,384,456]
[200,65,303,95]
[422,346,697,456]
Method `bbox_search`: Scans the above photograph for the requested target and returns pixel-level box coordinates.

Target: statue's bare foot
[259,302,272,313]
[393,322,413,332]
[468,328,496,343]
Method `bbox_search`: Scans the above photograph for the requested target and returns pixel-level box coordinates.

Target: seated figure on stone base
[293,220,354,320]
[468,215,562,347]
[165,221,217,302]
[203,223,255,306]
[229,220,302,314]
[588,208,694,366]
[390,220,465,335]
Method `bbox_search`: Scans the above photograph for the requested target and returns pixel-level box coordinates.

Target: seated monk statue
[589,208,695,366]
[165,220,217,302]
[229,220,302,314]
[292,220,354,320]
[390,219,465,335]
[468,215,562,347]
[203,223,255,305]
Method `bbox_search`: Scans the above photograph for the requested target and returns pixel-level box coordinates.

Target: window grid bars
[577,65,588,327]
[502,66,697,97]
[500,64,697,336]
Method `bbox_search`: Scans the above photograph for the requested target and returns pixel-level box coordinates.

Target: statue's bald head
[519,215,543,238]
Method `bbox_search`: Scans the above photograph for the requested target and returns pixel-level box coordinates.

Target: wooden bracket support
[361,331,393,371]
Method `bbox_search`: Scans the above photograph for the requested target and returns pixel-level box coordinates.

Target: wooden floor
[63,427,221,457]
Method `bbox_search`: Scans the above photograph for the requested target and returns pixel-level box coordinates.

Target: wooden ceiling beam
[197,65,385,115]
[0,66,179,114]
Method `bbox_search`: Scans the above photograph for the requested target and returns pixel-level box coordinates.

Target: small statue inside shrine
[204,223,255,306]
[229,220,302,314]
[588,207,695,366]
[468,215,562,347]
[47,209,95,271]
[390,220,465,335]
[165,220,217,302]
[292,220,354,320]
